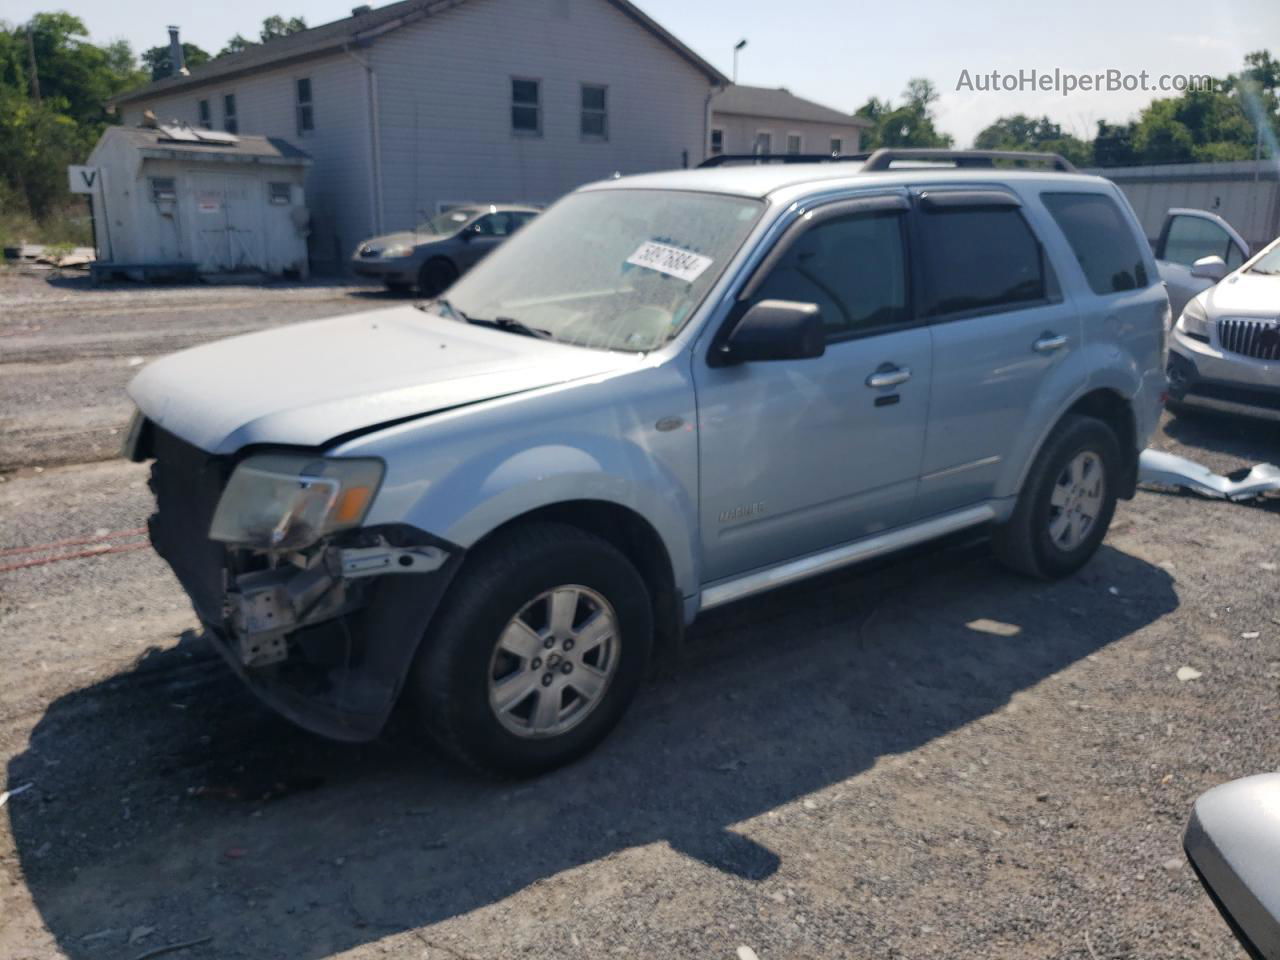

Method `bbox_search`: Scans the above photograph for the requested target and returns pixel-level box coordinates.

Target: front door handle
[1033,333,1068,353]
[866,365,911,388]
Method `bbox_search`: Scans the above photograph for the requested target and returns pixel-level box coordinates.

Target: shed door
[185,174,267,272]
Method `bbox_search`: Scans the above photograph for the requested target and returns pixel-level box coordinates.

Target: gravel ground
[1,270,1278,960]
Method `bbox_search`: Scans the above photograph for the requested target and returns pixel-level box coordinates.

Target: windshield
[1248,243,1280,276]
[441,189,764,352]
[418,208,479,235]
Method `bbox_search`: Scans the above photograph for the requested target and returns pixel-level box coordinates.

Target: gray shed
[85,124,312,278]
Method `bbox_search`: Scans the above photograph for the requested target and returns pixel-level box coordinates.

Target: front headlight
[1176,297,1212,340]
[381,243,414,259]
[209,454,384,551]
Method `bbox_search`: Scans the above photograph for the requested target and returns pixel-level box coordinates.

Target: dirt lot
[1,268,1278,960]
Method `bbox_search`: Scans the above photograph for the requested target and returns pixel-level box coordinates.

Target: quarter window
[1041,192,1150,294]
[581,84,607,139]
[511,78,541,135]
[919,205,1046,316]
[295,77,314,134]
[223,93,237,134]
[750,211,909,338]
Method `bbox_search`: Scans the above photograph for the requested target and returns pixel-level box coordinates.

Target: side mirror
[719,300,825,364]
[1191,255,1227,282]
[1184,773,1280,958]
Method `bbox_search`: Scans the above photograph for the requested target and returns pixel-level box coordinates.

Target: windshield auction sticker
[626,241,713,283]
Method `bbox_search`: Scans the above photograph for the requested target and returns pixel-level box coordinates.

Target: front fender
[330,360,701,598]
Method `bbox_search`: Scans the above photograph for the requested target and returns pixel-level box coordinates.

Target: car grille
[147,426,232,626]
[1219,318,1280,361]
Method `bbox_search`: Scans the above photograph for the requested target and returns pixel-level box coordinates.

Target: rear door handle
[1033,333,1068,353]
[866,366,911,388]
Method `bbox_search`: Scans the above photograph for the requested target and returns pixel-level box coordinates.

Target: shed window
[223,94,238,134]
[511,78,541,135]
[150,177,177,202]
[295,78,314,134]
[830,137,842,155]
[197,99,211,130]
[268,182,292,205]
[581,84,607,139]
[786,133,802,154]
[754,131,772,155]
[710,128,724,155]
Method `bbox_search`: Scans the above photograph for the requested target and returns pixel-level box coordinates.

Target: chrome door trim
[698,503,997,611]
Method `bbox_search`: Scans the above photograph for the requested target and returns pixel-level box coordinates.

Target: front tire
[409,522,653,777]
[417,258,458,297]
[993,414,1120,580]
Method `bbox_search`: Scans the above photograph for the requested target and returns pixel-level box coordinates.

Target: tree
[259,15,307,42]
[855,78,953,149]
[141,41,211,81]
[1092,120,1137,167]
[974,113,1091,166]
[218,34,256,57]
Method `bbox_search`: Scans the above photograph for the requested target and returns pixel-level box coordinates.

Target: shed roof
[711,84,872,128]
[100,125,311,166]
[111,0,727,107]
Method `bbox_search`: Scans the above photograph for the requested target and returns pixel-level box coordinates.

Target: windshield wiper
[467,316,555,340]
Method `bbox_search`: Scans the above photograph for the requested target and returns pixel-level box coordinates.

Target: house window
[268,182,292,205]
[511,78,541,135]
[710,128,724,155]
[581,84,608,139]
[830,137,842,155]
[223,93,238,133]
[295,78,314,134]
[786,133,803,154]
[753,131,772,155]
[149,177,177,202]
[197,99,211,130]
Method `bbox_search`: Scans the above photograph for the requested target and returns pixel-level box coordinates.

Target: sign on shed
[67,166,101,194]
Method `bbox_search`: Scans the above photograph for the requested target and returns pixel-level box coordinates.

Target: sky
[6,0,1279,145]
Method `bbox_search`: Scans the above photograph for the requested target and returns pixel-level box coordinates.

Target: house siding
[370,0,713,231]
[712,113,864,156]
[120,53,373,270]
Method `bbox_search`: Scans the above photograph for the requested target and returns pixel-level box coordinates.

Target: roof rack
[698,153,869,168]
[861,148,1078,173]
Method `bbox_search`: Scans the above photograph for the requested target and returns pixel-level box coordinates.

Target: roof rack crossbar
[697,153,869,168]
[861,148,1078,173]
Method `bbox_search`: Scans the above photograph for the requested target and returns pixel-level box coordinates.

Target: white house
[110,0,727,273]
[85,124,311,277]
[710,85,872,159]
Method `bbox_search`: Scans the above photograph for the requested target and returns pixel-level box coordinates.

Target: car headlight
[381,244,414,259]
[1176,297,1213,341]
[209,454,384,551]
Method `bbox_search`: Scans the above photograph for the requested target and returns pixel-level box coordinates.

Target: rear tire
[417,258,458,297]
[409,522,653,778]
[993,414,1120,580]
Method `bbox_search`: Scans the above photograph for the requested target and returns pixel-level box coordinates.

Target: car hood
[1205,270,1280,316]
[127,305,637,454]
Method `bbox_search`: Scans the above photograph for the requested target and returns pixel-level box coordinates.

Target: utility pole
[733,39,747,85]
[26,22,41,103]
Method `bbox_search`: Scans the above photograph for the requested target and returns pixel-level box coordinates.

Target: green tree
[141,41,211,80]
[218,33,256,57]
[259,15,307,42]
[855,78,953,149]
[974,113,1091,165]
[1092,120,1138,167]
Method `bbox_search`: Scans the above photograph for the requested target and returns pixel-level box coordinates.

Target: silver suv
[125,149,1167,775]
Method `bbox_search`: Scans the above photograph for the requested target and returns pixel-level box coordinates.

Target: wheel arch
[462,500,684,665]
[1011,387,1139,502]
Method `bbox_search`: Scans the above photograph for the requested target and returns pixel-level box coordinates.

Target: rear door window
[917,202,1046,317]
[1041,192,1150,294]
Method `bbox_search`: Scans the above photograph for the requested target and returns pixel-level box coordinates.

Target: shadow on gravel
[7,539,1176,958]
[1163,406,1280,461]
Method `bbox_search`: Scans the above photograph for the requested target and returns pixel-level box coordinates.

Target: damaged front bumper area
[144,426,462,742]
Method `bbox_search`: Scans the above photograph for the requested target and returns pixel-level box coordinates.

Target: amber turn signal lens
[334,486,373,525]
